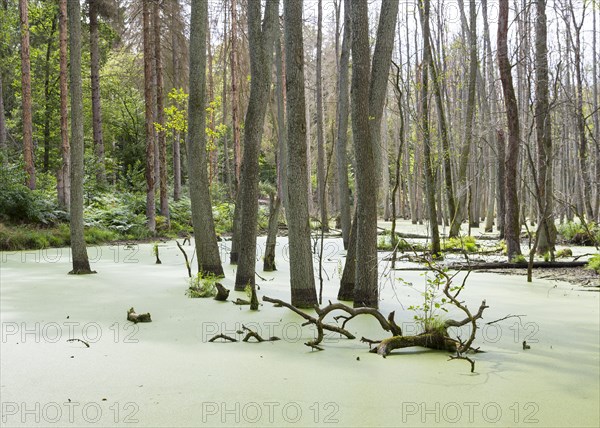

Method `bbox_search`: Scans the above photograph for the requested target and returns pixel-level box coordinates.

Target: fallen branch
[233,298,251,306]
[394,261,588,271]
[127,307,152,323]
[486,314,526,325]
[208,334,238,342]
[242,325,280,342]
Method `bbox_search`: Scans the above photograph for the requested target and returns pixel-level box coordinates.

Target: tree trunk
[68,0,93,274]
[450,0,478,238]
[231,0,241,188]
[350,0,377,308]
[0,71,6,157]
[143,0,156,232]
[154,0,170,224]
[42,14,57,173]
[235,0,279,290]
[19,0,35,190]
[534,0,555,254]
[482,0,496,233]
[335,0,351,249]
[316,0,328,233]
[57,0,70,211]
[89,0,106,187]
[275,26,288,209]
[284,0,317,308]
[498,0,521,260]
[187,0,224,276]
[170,0,181,201]
[263,192,281,271]
[418,0,441,255]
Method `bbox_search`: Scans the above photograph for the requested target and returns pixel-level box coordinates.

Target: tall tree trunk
[284,0,317,308]
[316,0,328,232]
[42,14,57,173]
[68,0,93,274]
[275,25,288,209]
[482,0,496,233]
[170,0,181,201]
[221,0,232,196]
[534,0,555,254]
[235,0,279,290]
[231,0,241,187]
[154,0,170,223]
[19,0,35,189]
[188,0,224,276]
[594,3,600,221]
[58,0,70,211]
[335,0,351,250]
[449,0,477,238]
[89,0,106,187]
[0,72,7,157]
[568,2,594,220]
[143,0,156,232]
[498,0,521,260]
[340,0,398,306]
[350,0,377,308]
[418,0,441,255]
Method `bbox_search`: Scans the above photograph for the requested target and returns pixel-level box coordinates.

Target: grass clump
[441,236,478,253]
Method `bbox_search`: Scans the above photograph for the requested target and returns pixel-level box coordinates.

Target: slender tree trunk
[450,0,477,238]
[89,0,106,187]
[231,0,241,187]
[58,0,70,211]
[498,0,521,260]
[143,0,156,232]
[154,0,170,223]
[418,0,441,255]
[188,0,224,276]
[42,14,57,173]
[535,0,555,254]
[235,0,279,290]
[221,0,232,196]
[171,0,181,201]
[316,0,328,232]
[284,0,317,308]
[19,0,35,189]
[68,0,93,274]
[275,25,288,209]
[0,72,6,157]
[482,0,496,232]
[335,0,351,250]
[594,4,600,221]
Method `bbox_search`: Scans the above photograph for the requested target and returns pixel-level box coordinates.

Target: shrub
[187,272,220,298]
[586,254,600,274]
[441,236,478,253]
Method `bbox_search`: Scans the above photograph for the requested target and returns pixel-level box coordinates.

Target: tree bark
[154,0,170,224]
[19,0,35,189]
[284,0,317,308]
[235,0,279,290]
[57,0,70,211]
[187,0,224,276]
[68,0,93,274]
[335,0,351,249]
[0,71,6,157]
[498,0,521,260]
[143,0,156,232]
[89,0,107,187]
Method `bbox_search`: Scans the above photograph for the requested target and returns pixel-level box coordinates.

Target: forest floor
[0,219,599,427]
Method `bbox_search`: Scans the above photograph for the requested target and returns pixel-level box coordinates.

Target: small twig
[67,338,90,348]
[486,314,526,325]
[176,240,192,278]
[448,354,476,373]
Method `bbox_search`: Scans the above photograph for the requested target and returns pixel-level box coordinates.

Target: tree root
[127,307,152,323]
[208,334,237,342]
[67,338,90,348]
[241,325,280,342]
